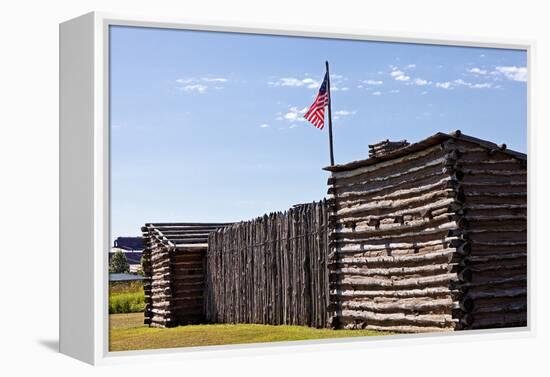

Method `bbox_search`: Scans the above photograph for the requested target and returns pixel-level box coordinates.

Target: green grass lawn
[109,313,391,352]
[109,282,145,314]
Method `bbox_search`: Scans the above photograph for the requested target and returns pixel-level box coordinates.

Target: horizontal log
[332,287,456,299]
[330,145,445,180]
[156,231,212,237]
[164,238,210,244]
[330,163,449,192]
[333,263,452,277]
[336,273,458,289]
[466,288,527,300]
[341,298,454,313]
[335,248,456,266]
[333,238,454,254]
[147,222,231,228]
[329,171,446,201]
[174,244,208,251]
[341,310,455,327]
[461,168,526,176]
[469,313,526,329]
[335,199,456,224]
[462,275,527,288]
[332,227,458,245]
[332,219,458,239]
[472,303,527,314]
[470,262,526,273]
[344,323,453,333]
[335,190,455,217]
[332,177,452,202]
[466,252,526,264]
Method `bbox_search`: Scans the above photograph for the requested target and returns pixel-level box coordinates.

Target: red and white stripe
[303,92,328,129]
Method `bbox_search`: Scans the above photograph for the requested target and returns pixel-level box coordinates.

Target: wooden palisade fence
[204,201,330,328]
[143,131,527,333]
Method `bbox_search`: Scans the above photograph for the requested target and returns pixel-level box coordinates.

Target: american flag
[304,72,329,129]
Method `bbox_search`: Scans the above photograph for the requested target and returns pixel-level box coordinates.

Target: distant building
[113,236,144,251]
[109,273,145,282]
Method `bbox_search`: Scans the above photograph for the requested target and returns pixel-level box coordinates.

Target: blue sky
[110,26,527,241]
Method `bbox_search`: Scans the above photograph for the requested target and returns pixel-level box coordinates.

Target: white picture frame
[59,11,534,365]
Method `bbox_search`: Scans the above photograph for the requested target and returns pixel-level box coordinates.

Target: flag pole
[325,61,335,166]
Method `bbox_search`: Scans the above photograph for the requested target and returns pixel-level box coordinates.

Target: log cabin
[141,222,231,327]
[324,130,527,332]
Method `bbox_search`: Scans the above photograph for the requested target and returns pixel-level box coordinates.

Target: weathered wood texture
[141,222,231,327]
[454,139,527,329]
[326,132,527,333]
[369,139,410,158]
[204,201,330,328]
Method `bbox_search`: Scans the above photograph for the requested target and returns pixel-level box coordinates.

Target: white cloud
[390,89,400,93]
[201,77,228,83]
[470,83,493,89]
[453,78,493,89]
[468,67,488,75]
[363,79,384,85]
[494,66,527,82]
[372,91,382,96]
[334,110,356,116]
[182,84,208,93]
[282,106,308,122]
[453,79,469,86]
[391,70,410,81]
[270,77,320,88]
[435,82,452,89]
[259,124,270,128]
[420,91,428,95]
[301,78,320,88]
[333,110,356,120]
[432,78,493,90]
[176,76,229,93]
[411,78,431,86]
[406,64,416,68]
[328,74,348,92]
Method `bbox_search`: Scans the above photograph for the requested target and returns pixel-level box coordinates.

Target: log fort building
[142,130,527,333]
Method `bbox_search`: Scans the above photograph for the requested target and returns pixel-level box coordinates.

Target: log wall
[141,223,230,327]
[454,139,527,329]
[326,133,527,333]
[204,201,330,328]
[327,141,466,333]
